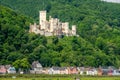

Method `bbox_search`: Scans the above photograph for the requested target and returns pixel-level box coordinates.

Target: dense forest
[0,0,120,70]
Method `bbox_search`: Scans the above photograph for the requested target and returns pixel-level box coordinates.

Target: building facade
[29,10,77,36]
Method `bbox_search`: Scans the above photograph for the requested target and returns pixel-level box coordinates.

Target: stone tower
[72,25,76,35]
[63,22,69,35]
[39,11,46,30]
[49,17,54,32]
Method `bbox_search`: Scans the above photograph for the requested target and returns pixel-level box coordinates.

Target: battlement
[29,10,77,36]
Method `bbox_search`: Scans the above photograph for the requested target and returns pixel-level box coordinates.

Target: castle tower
[39,11,46,30]
[64,22,69,35]
[29,23,37,33]
[72,25,76,35]
[49,17,54,32]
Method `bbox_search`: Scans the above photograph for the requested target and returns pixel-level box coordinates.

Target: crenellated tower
[72,25,76,36]
[39,11,46,30]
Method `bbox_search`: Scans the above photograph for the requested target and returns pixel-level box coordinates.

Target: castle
[29,11,77,36]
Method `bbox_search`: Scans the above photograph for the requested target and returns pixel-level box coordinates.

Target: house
[30,61,43,74]
[59,67,68,74]
[68,67,78,74]
[86,68,97,76]
[97,66,115,76]
[78,67,97,76]
[112,69,120,76]
[5,65,11,69]
[42,68,49,74]
[98,67,109,75]
[7,67,16,74]
[0,65,7,74]
[77,67,85,75]
[48,67,68,74]
[97,68,102,76]
[48,67,60,74]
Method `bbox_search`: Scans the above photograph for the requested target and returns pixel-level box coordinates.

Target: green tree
[52,36,59,44]
[13,58,30,71]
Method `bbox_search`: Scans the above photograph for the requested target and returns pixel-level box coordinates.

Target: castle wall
[30,23,37,33]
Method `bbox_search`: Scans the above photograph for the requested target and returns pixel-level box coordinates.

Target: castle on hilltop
[29,11,77,36]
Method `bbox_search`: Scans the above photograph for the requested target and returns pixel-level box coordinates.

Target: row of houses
[29,61,120,76]
[0,65,16,74]
[0,61,120,76]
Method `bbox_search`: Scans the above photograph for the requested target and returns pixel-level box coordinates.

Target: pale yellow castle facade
[29,11,77,36]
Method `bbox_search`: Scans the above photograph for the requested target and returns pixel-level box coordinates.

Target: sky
[101,0,120,3]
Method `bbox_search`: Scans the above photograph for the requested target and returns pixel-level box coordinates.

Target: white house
[86,69,98,75]
[30,61,43,74]
[112,70,120,76]
[48,67,60,74]
[7,67,16,74]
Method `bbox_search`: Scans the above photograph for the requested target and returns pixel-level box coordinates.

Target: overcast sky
[102,0,120,3]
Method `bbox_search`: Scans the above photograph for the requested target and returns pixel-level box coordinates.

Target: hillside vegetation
[0,0,120,69]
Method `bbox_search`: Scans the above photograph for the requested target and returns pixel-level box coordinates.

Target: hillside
[0,0,120,68]
[0,5,107,68]
[0,5,33,67]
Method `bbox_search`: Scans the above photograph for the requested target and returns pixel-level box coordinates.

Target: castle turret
[72,25,76,36]
[64,22,69,34]
[62,22,69,35]
[49,17,59,33]
[49,17,54,32]
[39,11,46,30]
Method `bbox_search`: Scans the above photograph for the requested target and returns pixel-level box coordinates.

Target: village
[0,10,120,77]
[0,61,120,76]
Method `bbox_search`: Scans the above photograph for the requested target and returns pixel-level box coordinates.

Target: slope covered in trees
[0,0,120,68]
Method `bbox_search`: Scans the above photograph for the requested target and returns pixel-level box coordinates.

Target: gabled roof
[0,65,6,72]
[32,61,42,68]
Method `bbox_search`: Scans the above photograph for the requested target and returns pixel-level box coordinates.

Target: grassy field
[0,76,120,80]
[0,74,120,80]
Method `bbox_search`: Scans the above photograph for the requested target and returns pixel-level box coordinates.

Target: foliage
[0,0,120,68]
[13,58,30,71]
